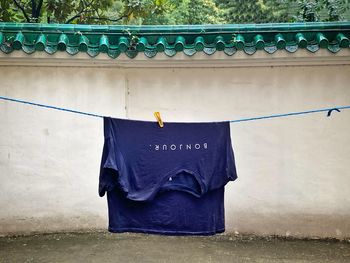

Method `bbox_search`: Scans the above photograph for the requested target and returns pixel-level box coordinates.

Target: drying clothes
[107,186,225,235]
[99,117,237,235]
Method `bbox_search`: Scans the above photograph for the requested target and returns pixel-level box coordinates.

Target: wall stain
[43,129,49,136]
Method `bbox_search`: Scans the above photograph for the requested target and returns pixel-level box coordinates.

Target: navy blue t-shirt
[99,117,237,235]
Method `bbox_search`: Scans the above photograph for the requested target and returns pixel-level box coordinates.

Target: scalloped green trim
[0,22,349,59]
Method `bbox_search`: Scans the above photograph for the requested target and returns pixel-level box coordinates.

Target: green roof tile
[136,37,148,52]
[275,33,286,49]
[0,22,349,59]
[35,34,46,51]
[78,35,89,52]
[194,36,204,51]
[337,33,350,48]
[13,32,25,50]
[295,33,307,48]
[118,36,129,52]
[254,34,264,50]
[156,36,167,52]
[235,34,245,50]
[57,33,68,51]
[215,36,225,51]
[174,35,185,51]
[99,35,109,53]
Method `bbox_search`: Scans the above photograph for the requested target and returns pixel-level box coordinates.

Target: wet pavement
[0,232,349,263]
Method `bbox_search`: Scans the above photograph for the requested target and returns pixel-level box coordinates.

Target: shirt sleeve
[98,117,119,197]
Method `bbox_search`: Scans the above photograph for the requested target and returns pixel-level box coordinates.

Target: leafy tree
[215,0,294,23]
[296,1,319,21]
[113,0,175,24]
[296,0,349,22]
[0,0,176,24]
[216,0,349,23]
[167,0,223,25]
[113,0,223,25]
[0,0,114,23]
[0,0,349,24]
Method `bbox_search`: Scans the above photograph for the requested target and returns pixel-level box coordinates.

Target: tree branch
[35,0,43,20]
[65,10,88,24]
[13,0,31,22]
[87,14,129,22]
[65,0,94,24]
[31,0,36,18]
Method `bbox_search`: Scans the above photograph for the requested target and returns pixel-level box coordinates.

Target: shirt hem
[108,227,225,236]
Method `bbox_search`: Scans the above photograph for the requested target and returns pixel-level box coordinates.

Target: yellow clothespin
[154,112,164,128]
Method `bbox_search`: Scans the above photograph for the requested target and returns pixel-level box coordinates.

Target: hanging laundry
[99,117,237,235]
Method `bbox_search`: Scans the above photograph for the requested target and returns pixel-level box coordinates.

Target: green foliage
[0,0,349,24]
[216,0,294,23]
[124,0,175,24]
[98,0,174,24]
[216,0,349,24]
[168,0,223,25]
[0,0,113,23]
[112,0,222,25]
[46,0,113,24]
[296,1,318,21]
[296,0,350,22]
[325,0,345,20]
[327,0,350,21]
[0,1,20,22]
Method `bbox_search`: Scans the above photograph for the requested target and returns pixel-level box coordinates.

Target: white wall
[0,67,126,234]
[0,56,350,238]
[125,66,350,238]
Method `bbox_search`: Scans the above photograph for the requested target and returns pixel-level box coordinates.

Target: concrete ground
[0,232,349,263]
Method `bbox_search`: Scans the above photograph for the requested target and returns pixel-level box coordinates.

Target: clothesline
[0,95,349,123]
[0,96,104,118]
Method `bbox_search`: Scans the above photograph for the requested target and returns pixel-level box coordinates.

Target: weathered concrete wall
[0,58,350,238]
[0,67,126,234]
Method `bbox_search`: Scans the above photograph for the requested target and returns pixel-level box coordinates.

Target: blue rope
[229,105,350,123]
[0,95,349,123]
[0,96,104,118]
